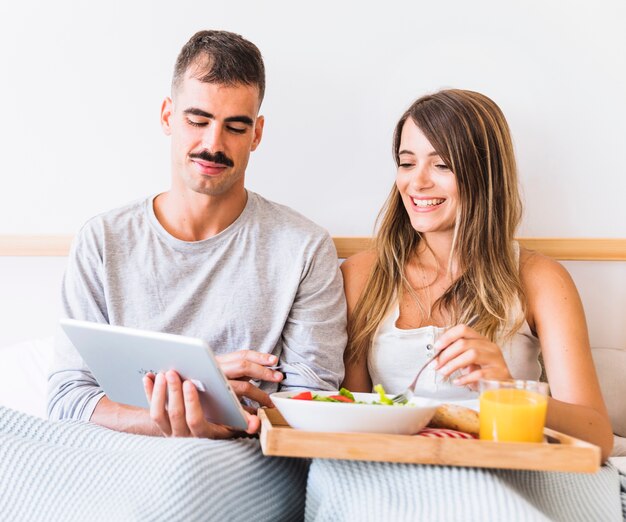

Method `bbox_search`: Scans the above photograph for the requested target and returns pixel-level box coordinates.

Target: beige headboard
[2,235,626,261]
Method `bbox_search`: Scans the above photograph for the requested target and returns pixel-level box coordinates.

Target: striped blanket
[622,473,626,518]
[2,406,625,521]
[0,406,308,521]
[306,458,625,521]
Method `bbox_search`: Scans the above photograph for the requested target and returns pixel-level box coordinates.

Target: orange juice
[479,388,548,442]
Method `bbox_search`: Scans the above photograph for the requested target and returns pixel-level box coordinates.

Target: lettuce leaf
[374,384,393,405]
[339,387,355,401]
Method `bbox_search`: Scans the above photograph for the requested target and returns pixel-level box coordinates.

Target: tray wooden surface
[259,408,601,473]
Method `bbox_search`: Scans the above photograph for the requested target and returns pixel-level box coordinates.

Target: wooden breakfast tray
[259,408,601,473]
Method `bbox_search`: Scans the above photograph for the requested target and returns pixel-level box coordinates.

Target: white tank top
[367,306,542,400]
[367,245,542,399]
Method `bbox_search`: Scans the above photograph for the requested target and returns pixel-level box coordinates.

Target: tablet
[59,318,249,431]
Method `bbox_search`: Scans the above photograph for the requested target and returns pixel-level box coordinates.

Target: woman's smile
[410,197,446,211]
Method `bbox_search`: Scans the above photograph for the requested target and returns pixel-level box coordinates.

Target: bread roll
[428,403,479,437]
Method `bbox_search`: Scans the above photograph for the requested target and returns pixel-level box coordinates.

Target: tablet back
[59,318,248,431]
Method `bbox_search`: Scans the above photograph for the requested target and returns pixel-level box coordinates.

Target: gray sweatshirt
[47,191,347,421]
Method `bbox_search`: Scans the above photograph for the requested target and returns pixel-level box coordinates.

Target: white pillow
[609,455,626,474]
[592,347,626,437]
[0,337,54,418]
[611,436,626,457]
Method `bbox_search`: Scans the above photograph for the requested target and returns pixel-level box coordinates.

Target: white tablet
[59,318,248,431]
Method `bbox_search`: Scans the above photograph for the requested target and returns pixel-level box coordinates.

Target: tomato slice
[291,391,313,400]
[329,395,354,403]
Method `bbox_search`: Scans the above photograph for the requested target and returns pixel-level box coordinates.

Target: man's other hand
[216,350,283,409]
[217,350,283,382]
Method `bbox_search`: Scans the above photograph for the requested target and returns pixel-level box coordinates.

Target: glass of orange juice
[479,379,549,442]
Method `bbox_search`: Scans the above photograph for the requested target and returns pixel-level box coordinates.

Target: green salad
[289,384,410,405]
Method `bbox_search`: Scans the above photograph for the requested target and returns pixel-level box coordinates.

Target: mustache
[189,150,234,167]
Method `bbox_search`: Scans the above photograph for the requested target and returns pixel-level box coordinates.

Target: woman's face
[396,119,459,236]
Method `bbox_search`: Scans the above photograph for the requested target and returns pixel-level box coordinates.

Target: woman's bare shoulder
[519,247,582,329]
[341,249,376,276]
[341,249,377,305]
[519,247,573,286]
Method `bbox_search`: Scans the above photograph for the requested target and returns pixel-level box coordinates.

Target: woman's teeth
[412,198,444,207]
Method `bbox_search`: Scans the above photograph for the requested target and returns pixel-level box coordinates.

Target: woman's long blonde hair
[348,89,525,362]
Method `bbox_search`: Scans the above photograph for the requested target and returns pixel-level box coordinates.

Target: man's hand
[143,370,259,438]
[143,351,283,438]
[216,350,283,409]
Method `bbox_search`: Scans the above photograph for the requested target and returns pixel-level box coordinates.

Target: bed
[1,235,625,520]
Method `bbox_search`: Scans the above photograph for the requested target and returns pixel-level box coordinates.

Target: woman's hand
[433,323,512,389]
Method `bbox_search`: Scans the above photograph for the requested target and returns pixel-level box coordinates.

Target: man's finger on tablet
[143,375,154,403]
[182,380,212,438]
[182,382,250,439]
[166,371,191,437]
[245,413,261,435]
[150,372,172,436]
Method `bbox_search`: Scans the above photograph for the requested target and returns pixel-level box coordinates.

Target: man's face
[161,73,264,198]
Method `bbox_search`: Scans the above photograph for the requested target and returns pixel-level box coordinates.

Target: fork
[390,315,479,404]
[269,361,335,390]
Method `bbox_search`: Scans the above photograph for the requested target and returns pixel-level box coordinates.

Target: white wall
[0,257,66,346]
[1,0,625,347]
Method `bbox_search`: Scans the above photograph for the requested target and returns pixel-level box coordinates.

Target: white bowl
[270,390,440,435]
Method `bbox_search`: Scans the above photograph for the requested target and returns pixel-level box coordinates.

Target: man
[48,30,347,438]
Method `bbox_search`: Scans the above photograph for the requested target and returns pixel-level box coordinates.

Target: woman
[305,90,622,522]
[341,89,612,457]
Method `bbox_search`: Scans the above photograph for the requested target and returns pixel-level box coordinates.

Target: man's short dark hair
[172,30,265,105]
